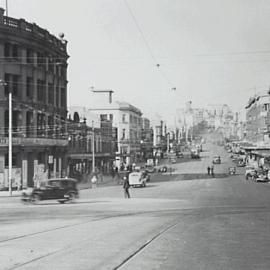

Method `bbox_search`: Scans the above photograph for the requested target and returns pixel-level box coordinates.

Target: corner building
[0,8,69,188]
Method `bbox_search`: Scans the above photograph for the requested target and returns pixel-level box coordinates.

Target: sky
[3,0,270,124]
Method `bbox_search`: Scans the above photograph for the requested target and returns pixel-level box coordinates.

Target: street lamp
[0,79,12,196]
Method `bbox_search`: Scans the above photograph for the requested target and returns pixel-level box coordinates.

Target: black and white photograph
[1,0,270,269]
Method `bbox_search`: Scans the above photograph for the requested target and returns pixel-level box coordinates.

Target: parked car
[21,178,79,204]
[158,166,168,173]
[212,156,221,164]
[128,171,148,187]
[245,166,257,180]
[176,152,184,158]
[145,164,156,173]
[237,160,246,167]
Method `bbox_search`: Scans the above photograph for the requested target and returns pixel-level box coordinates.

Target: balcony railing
[1,15,67,52]
[0,136,68,147]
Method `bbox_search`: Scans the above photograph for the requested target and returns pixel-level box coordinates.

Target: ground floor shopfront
[0,137,68,190]
[67,153,115,181]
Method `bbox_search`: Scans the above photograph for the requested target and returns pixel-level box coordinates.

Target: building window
[26,111,33,137]
[60,87,66,108]
[4,43,10,57]
[5,153,17,167]
[4,73,20,97]
[37,51,46,68]
[12,44,18,59]
[26,48,34,64]
[37,80,45,102]
[4,43,19,59]
[26,77,33,99]
[122,114,126,123]
[37,113,46,137]
[109,114,113,121]
[4,73,10,96]
[122,129,126,140]
[56,86,60,107]
[13,75,19,97]
[48,83,54,104]
[47,116,54,137]
[100,114,107,121]
[263,104,269,111]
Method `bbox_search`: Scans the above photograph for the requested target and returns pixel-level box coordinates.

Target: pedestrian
[210,165,215,177]
[91,174,98,188]
[123,175,130,198]
[207,166,210,175]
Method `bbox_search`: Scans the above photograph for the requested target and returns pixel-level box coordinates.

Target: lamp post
[92,120,95,174]
[0,79,12,196]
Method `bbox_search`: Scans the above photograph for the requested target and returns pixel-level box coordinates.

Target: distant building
[245,94,270,144]
[0,9,69,189]
[85,101,143,166]
[66,109,115,178]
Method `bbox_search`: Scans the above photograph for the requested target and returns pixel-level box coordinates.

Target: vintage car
[21,178,79,204]
[245,166,257,180]
[212,156,221,164]
[128,171,148,187]
[144,164,156,173]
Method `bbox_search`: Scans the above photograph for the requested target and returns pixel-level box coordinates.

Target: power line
[122,0,175,89]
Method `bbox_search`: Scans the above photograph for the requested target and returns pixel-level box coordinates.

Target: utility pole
[0,80,12,196]
[8,87,12,196]
[92,120,95,174]
[167,132,170,154]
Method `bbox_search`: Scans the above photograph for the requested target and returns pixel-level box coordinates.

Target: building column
[53,158,57,178]
[58,157,62,177]
[21,158,28,188]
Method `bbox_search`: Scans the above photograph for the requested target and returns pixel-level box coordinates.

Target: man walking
[210,165,215,177]
[123,174,130,198]
[207,166,210,175]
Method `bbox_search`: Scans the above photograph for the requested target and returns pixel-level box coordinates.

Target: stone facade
[0,9,69,188]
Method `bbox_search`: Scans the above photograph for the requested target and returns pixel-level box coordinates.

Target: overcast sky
[4,0,270,123]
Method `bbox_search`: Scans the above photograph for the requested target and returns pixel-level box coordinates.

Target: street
[1,142,270,270]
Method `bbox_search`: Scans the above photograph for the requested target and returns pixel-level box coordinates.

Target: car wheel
[31,194,41,204]
[67,192,76,203]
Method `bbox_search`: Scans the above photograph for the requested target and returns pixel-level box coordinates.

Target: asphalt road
[1,143,270,270]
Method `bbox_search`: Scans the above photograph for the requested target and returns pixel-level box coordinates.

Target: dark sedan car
[21,178,79,204]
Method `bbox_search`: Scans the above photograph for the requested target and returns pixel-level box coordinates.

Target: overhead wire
[122,0,175,89]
